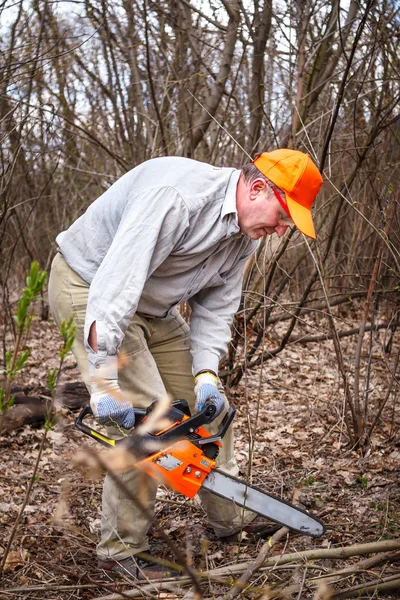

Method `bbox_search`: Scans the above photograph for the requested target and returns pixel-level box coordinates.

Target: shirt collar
[221,170,240,234]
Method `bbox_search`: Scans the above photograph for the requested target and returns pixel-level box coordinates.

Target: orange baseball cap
[253,149,323,239]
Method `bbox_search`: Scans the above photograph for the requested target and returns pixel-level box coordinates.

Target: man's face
[237,178,294,240]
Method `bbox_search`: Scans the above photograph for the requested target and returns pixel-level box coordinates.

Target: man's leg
[148,309,255,537]
[98,314,172,561]
[48,253,170,560]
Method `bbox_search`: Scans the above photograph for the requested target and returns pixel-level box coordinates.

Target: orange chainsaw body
[75,400,231,498]
[135,420,221,497]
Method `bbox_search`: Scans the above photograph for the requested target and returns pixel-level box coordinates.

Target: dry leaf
[102,446,137,473]
[73,449,104,479]
[313,581,333,600]
[136,394,172,435]
[3,548,28,572]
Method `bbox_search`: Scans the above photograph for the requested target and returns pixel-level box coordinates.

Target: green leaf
[355,475,368,489]
[44,414,56,431]
[59,317,76,359]
[16,349,30,372]
[47,368,58,394]
[0,391,15,414]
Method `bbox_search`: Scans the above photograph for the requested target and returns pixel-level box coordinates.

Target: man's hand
[194,371,225,417]
[90,380,135,429]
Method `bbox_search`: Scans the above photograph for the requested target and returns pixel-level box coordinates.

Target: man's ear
[249,178,268,201]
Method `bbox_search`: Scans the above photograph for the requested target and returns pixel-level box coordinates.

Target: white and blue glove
[90,379,135,430]
[194,371,225,418]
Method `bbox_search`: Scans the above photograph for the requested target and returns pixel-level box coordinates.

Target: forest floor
[0,309,399,599]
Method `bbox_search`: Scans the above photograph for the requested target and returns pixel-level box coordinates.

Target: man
[49,149,323,579]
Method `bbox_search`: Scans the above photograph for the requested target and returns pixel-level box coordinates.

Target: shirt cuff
[87,352,118,380]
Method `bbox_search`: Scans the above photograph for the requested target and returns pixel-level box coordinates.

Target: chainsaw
[75,400,325,538]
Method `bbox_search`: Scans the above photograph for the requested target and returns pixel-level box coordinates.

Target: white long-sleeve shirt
[56,157,257,376]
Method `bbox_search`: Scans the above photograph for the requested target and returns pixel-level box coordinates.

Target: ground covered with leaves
[0,312,399,599]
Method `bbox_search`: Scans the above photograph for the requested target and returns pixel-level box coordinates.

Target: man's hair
[241,162,268,184]
[241,161,283,199]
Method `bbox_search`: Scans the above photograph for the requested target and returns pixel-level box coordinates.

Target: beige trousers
[48,252,254,560]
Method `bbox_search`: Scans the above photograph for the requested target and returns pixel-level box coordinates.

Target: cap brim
[286,195,316,239]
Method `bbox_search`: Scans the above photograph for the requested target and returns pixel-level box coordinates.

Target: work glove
[194,371,225,418]
[88,355,135,429]
[90,379,135,429]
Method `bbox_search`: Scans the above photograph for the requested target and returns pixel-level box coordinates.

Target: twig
[353,192,398,443]
[0,429,48,576]
[222,321,400,378]
[221,527,289,600]
[305,237,354,440]
[1,582,117,594]
[368,344,400,439]
[93,578,193,600]
[281,550,398,596]
[296,566,308,600]
[90,544,400,600]
[331,574,400,599]
[0,318,74,575]
[319,0,374,170]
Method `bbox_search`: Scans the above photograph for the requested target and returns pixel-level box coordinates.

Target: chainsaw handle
[74,404,148,447]
[75,404,116,447]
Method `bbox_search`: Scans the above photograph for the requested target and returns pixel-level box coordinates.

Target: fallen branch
[242,288,398,329]
[211,538,400,576]
[288,321,400,347]
[1,583,116,594]
[223,321,399,379]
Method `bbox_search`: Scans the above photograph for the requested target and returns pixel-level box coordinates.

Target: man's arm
[188,247,255,415]
[85,186,189,427]
[84,186,189,373]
